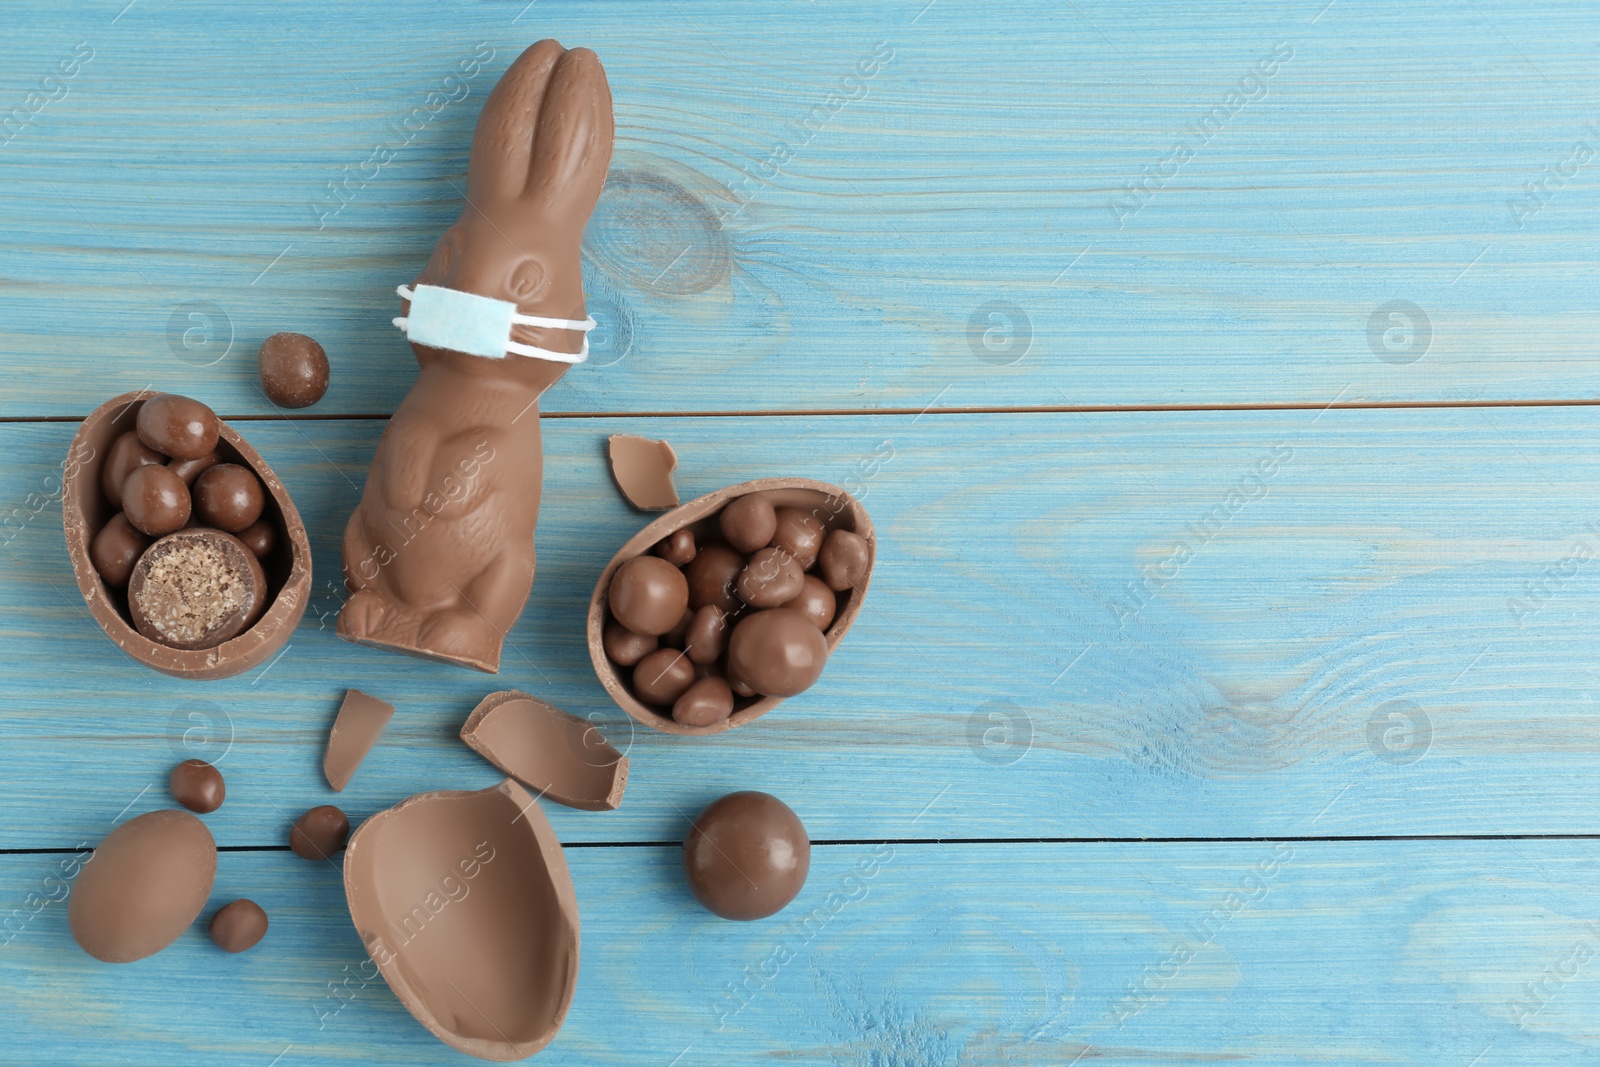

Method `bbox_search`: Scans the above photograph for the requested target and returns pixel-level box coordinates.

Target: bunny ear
[524,47,615,220]
[467,39,566,203]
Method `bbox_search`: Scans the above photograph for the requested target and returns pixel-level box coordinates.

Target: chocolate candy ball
[136,393,219,461]
[673,675,734,728]
[736,547,805,608]
[719,493,777,553]
[193,463,265,533]
[101,431,164,509]
[121,464,191,536]
[727,608,829,697]
[656,528,696,567]
[170,759,226,813]
[819,529,870,592]
[258,332,330,409]
[609,556,690,637]
[603,620,658,667]
[684,791,810,920]
[729,674,757,698]
[686,543,745,613]
[684,605,728,665]
[89,513,150,588]
[770,508,826,570]
[209,899,268,952]
[128,530,267,650]
[782,575,838,632]
[290,805,350,861]
[632,647,696,706]
[166,450,221,487]
[236,519,276,557]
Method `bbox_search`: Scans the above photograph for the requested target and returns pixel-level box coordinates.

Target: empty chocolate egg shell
[61,391,311,679]
[587,478,874,736]
[343,780,579,1062]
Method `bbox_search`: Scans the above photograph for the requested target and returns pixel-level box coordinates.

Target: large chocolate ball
[608,556,690,636]
[684,791,809,920]
[136,393,219,461]
[719,493,777,553]
[726,608,829,697]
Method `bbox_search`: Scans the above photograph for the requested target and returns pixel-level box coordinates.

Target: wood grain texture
[1,0,1596,417]
[3,841,1598,1065]
[5,409,1600,847]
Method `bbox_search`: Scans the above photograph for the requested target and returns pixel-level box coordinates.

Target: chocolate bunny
[339,41,614,672]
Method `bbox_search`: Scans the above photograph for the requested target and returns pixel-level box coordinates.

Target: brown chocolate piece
[783,574,838,632]
[656,528,696,567]
[729,674,757,698]
[672,675,734,727]
[727,608,828,697]
[684,604,728,665]
[170,758,225,813]
[290,804,350,860]
[101,431,163,508]
[343,780,579,1060]
[166,449,221,487]
[128,529,266,650]
[460,690,628,811]
[686,543,744,613]
[89,513,149,588]
[819,528,872,591]
[608,555,689,636]
[323,688,395,792]
[338,42,614,675]
[770,507,826,569]
[236,518,276,557]
[661,607,694,649]
[136,393,219,461]
[121,464,191,537]
[720,492,776,553]
[63,392,312,680]
[258,332,330,409]
[209,898,268,952]
[601,620,657,666]
[68,809,217,962]
[632,647,695,706]
[736,546,805,608]
[607,434,679,510]
[684,791,809,920]
[193,463,265,533]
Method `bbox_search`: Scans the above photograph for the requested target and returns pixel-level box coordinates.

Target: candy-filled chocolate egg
[727,608,828,698]
[684,791,809,920]
[608,556,689,636]
[69,809,217,962]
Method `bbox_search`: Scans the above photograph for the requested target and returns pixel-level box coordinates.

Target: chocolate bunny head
[410,40,614,385]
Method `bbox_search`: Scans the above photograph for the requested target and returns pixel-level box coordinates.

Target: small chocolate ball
[121,464,191,536]
[684,791,810,920]
[258,332,330,409]
[89,513,150,588]
[782,575,838,632]
[819,529,871,591]
[656,528,696,567]
[729,674,757,698]
[209,899,268,952]
[736,547,806,608]
[166,450,221,487]
[236,519,277,557]
[101,431,164,509]
[290,805,350,860]
[136,393,219,461]
[727,608,829,697]
[686,543,745,613]
[608,556,690,636]
[193,464,265,533]
[720,493,777,553]
[673,675,735,728]
[169,759,225,813]
[684,605,729,665]
[632,647,696,707]
[770,508,826,570]
[603,620,658,667]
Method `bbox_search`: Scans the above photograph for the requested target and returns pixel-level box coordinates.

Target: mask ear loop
[393,285,597,364]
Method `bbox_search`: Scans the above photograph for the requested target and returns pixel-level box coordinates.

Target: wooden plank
[1,0,1595,417]
[6,408,1600,847]
[3,840,1597,1064]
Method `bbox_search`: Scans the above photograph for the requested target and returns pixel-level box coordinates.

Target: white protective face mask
[392,283,597,363]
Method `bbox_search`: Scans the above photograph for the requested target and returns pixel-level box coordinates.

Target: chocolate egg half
[69,809,217,963]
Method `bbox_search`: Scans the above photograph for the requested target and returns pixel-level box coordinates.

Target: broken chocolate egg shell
[588,478,874,736]
[62,391,311,679]
[344,780,579,1062]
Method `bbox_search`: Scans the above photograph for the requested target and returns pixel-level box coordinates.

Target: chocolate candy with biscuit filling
[727,608,828,698]
[735,546,805,608]
[193,463,265,533]
[170,759,226,813]
[631,647,695,706]
[684,791,809,920]
[136,393,219,461]
[602,620,658,666]
[258,332,330,409]
[782,574,837,632]
[769,507,825,569]
[719,492,776,553]
[101,431,164,508]
[608,556,689,636]
[685,543,744,614]
[121,464,191,537]
[128,530,266,650]
[89,513,150,588]
[290,805,350,860]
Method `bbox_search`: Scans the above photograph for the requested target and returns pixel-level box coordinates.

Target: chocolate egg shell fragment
[69,809,217,963]
[343,781,579,1062]
[62,391,312,680]
[170,759,226,813]
[607,433,679,511]
[324,688,395,793]
[128,529,266,651]
[136,392,219,461]
[587,478,875,736]
[291,805,350,860]
[210,899,269,952]
[258,332,330,409]
[684,791,809,921]
[460,690,628,811]
[607,555,688,636]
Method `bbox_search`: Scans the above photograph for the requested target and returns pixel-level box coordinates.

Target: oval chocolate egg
[588,478,874,736]
[69,809,217,963]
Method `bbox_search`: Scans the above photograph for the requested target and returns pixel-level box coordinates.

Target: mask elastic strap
[393,284,596,364]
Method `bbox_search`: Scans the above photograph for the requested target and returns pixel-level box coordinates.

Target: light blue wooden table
[3,1,1598,1063]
